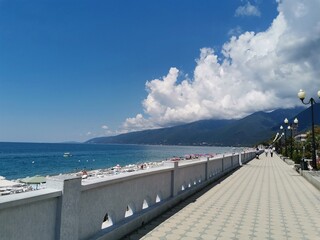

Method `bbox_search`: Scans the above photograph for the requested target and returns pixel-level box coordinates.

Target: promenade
[124,153,320,239]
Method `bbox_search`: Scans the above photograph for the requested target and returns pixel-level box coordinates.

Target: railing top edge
[80,151,255,191]
[0,188,61,210]
[81,165,173,191]
[178,158,207,166]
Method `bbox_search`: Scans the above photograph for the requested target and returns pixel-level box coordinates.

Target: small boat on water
[63,152,72,157]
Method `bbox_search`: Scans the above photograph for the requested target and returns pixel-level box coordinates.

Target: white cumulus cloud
[235,2,261,17]
[122,0,320,132]
[228,26,244,36]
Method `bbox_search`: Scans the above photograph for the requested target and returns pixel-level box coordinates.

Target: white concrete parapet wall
[0,151,256,240]
[0,189,61,240]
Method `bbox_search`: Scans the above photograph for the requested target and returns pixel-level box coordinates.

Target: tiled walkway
[124,153,320,239]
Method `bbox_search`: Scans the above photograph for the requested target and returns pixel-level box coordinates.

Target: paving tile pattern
[123,154,320,240]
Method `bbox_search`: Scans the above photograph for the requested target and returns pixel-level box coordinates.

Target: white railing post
[222,155,224,173]
[167,161,180,197]
[46,175,81,240]
[206,157,210,180]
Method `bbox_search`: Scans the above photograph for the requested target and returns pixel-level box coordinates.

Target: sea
[0,142,243,180]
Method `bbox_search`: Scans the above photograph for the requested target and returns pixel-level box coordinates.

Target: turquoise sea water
[0,142,242,180]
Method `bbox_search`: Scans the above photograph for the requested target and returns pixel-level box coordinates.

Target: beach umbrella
[20,175,46,184]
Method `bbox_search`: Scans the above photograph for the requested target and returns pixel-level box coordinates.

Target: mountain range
[87,104,320,146]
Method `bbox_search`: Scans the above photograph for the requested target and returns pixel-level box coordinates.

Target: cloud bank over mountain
[122,0,320,132]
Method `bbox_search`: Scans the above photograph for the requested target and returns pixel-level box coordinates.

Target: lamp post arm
[300,99,310,105]
[301,97,318,105]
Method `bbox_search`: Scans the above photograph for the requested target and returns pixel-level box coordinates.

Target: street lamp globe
[294,118,298,124]
[298,89,306,100]
[280,126,283,130]
[318,90,320,98]
[284,118,289,124]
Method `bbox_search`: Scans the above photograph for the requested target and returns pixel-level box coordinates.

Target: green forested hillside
[87,107,312,146]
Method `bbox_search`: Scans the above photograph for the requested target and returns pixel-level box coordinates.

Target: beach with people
[0,150,243,196]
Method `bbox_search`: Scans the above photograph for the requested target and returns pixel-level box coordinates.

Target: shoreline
[0,149,251,197]
[0,154,214,196]
[0,142,243,180]
[1,159,172,196]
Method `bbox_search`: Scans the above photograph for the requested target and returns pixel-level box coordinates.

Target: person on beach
[270,148,273,157]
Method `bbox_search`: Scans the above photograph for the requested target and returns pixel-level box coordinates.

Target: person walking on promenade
[265,148,268,157]
[270,147,273,157]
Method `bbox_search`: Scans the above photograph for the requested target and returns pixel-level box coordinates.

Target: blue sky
[1,0,319,142]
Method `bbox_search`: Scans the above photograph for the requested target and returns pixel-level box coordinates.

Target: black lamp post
[280,126,284,154]
[284,118,289,157]
[276,132,284,154]
[288,125,292,159]
[298,89,320,170]
[288,118,299,159]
